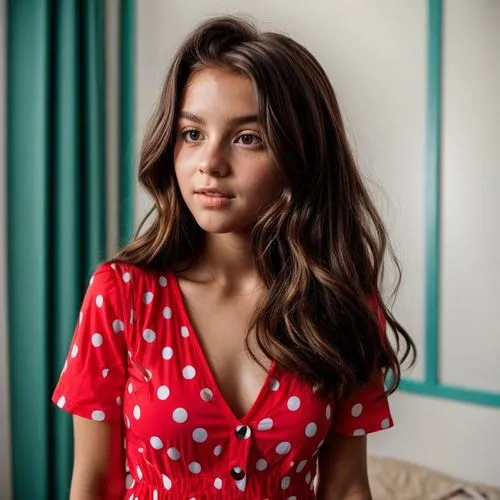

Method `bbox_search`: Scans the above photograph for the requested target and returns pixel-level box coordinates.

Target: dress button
[231,466,245,481]
[235,424,251,439]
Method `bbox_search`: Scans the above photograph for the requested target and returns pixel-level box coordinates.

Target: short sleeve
[51,262,128,421]
[332,293,394,436]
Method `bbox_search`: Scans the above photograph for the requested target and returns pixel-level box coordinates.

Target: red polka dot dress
[52,262,394,499]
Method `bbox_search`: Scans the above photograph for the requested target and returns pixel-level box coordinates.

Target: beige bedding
[368,456,500,500]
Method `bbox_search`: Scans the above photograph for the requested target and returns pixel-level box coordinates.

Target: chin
[193,215,252,235]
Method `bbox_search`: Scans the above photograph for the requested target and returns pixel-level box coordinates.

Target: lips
[195,188,234,198]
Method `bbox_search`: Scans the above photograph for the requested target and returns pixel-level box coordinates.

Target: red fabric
[52,262,393,499]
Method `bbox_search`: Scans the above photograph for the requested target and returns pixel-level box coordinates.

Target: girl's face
[173,67,284,235]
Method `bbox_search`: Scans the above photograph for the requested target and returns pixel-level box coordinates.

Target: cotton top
[52,262,394,499]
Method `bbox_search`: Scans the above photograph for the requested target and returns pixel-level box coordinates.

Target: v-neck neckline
[169,271,277,424]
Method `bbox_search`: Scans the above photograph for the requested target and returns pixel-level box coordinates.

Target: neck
[184,232,263,292]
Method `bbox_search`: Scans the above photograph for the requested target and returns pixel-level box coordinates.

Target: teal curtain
[7,1,134,498]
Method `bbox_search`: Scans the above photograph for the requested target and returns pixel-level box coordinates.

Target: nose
[198,141,230,177]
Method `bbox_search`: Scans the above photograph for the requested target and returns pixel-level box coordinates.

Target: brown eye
[182,129,201,142]
[237,134,261,146]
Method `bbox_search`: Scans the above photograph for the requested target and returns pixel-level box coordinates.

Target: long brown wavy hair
[115,15,416,401]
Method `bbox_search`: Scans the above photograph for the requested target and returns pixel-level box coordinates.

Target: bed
[368,455,500,500]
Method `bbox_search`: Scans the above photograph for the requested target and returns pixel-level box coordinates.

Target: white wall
[439,0,500,393]
[106,0,120,258]
[135,0,428,377]
[0,0,13,497]
[134,0,500,487]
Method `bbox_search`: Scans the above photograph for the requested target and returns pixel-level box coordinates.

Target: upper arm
[316,430,371,500]
[71,416,125,499]
[315,294,392,499]
[50,263,130,498]
[71,416,113,498]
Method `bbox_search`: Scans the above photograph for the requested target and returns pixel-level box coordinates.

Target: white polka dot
[163,307,172,319]
[269,379,280,391]
[95,295,103,308]
[182,365,196,379]
[192,428,208,443]
[256,458,267,471]
[61,360,68,374]
[91,333,103,347]
[173,408,188,423]
[161,347,173,360]
[125,416,130,428]
[153,490,158,500]
[125,474,134,489]
[110,263,116,270]
[102,368,109,378]
[91,410,105,421]
[143,292,154,304]
[133,405,141,420]
[136,466,143,480]
[71,345,78,358]
[167,447,181,461]
[116,396,122,406]
[353,429,366,436]
[181,326,189,338]
[143,329,156,343]
[200,388,213,401]
[157,385,170,400]
[296,459,307,473]
[214,478,222,489]
[57,396,66,408]
[159,276,168,287]
[89,275,94,286]
[276,442,291,455]
[122,272,131,283]
[150,436,164,449]
[305,422,317,437]
[281,476,291,490]
[288,497,298,500]
[130,309,134,324]
[213,445,223,456]
[162,474,172,490]
[138,447,143,453]
[258,418,273,431]
[113,319,125,333]
[305,472,312,484]
[79,311,83,325]
[287,396,301,411]
[188,462,201,474]
[351,403,363,417]
[326,404,332,420]
[128,382,133,394]
[381,418,391,429]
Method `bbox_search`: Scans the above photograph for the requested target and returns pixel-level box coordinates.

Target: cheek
[173,155,189,191]
[247,164,284,199]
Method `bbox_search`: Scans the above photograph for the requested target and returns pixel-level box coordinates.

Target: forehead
[180,67,258,117]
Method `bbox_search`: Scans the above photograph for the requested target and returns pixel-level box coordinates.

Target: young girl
[52,15,415,500]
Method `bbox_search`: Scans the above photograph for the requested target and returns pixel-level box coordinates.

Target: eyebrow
[179,111,259,126]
